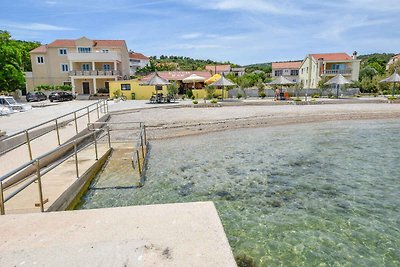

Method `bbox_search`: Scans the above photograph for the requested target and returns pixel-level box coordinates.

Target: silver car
[0,96,32,112]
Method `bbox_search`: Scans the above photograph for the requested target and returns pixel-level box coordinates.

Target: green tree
[0,31,25,92]
[256,78,265,96]
[359,66,378,80]
[167,82,179,96]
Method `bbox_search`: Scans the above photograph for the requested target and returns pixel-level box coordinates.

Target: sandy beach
[108,102,400,139]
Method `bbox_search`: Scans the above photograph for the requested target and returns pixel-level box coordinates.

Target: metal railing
[0,100,109,159]
[88,121,149,185]
[68,70,121,76]
[323,69,352,75]
[0,129,110,215]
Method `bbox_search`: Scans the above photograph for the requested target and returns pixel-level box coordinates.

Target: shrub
[294,97,301,102]
[192,100,198,104]
[387,96,397,100]
[311,93,320,98]
[191,95,195,100]
[97,87,109,94]
[260,92,266,99]
[210,99,217,104]
[237,93,243,99]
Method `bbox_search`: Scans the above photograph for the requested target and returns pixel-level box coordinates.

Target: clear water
[78,119,400,266]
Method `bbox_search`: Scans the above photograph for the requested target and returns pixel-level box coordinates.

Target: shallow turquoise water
[79,119,400,266]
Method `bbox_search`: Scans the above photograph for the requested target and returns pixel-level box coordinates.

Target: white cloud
[180,33,203,39]
[0,21,75,31]
[45,1,57,5]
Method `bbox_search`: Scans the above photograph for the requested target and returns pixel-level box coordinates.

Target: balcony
[69,70,121,77]
[323,69,352,75]
[67,52,121,62]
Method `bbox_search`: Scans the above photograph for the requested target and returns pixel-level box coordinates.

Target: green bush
[311,93,320,98]
[387,96,397,100]
[237,93,243,99]
[210,99,217,104]
[294,97,301,102]
[192,100,198,104]
[260,92,266,99]
[191,95,195,100]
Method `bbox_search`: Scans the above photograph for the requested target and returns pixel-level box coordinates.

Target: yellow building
[109,79,228,100]
[27,37,130,95]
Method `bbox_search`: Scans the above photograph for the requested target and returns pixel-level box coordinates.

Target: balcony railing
[69,70,121,76]
[323,69,352,75]
[67,52,121,62]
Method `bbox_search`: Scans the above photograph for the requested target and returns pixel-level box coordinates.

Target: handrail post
[96,102,100,119]
[107,127,111,148]
[106,100,109,114]
[93,132,98,160]
[0,182,5,215]
[137,149,142,175]
[141,132,145,160]
[143,124,147,144]
[55,119,61,145]
[87,107,90,124]
[74,112,78,134]
[74,142,79,178]
[36,159,44,212]
[25,130,33,160]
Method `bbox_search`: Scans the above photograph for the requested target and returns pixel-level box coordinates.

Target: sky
[1,0,400,65]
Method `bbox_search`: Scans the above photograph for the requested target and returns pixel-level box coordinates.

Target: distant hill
[150,55,239,71]
[358,53,395,68]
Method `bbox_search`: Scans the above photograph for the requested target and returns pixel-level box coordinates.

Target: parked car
[0,96,32,112]
[26,91,47,102]
[48,91,74,102]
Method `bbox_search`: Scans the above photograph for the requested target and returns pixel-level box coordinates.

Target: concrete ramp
[0,202,236,266]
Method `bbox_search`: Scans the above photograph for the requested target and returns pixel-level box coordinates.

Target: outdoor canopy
[379,70,400,96]
[140,72,171,86]
[209,76,237,101]
[182,74,206,90]
[205,74,222,85]
[324,74,351,98]
[268,76,296,85]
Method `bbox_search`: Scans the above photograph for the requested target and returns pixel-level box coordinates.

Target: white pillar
[93,78,97,94]
[114,61,117,71]
[71,77,76,95]
[92,61,96,71]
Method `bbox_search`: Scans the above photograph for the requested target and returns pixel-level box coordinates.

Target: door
[82,82,90,95]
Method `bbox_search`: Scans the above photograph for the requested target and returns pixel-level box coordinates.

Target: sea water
[78,119,400,266]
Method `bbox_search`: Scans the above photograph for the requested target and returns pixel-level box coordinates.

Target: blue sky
[1,0,400,65]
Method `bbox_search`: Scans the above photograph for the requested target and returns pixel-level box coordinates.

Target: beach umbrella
[182,74,205,91]
[268,76,296,85]
[210,76,237,101]
[325,74,351,98]
[379,69,400,96]
[140,72,170,95]
[205,73,222,85]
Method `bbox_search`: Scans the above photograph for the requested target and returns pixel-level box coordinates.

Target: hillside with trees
[0,30,41,92]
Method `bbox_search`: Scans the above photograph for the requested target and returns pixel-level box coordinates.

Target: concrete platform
[0,202,236,266]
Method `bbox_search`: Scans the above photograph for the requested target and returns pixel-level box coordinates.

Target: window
[101,49,109,53]
[59,48,67,55]
[61,64,69,72]
[78,47,91,53]
[82,63,90,71]
[290,70,299,76]
[63,81,71,86]
[121,84,131,91]
[275,70,283,76]
[36,56,44,64]
[103,64,111,71]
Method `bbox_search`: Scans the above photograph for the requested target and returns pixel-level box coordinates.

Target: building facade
[205,65,245,77]
[129,52,150,75]
[27,37,130,95]
[298,52,361,88]
[386,54,400,70]
[271,61,302,83]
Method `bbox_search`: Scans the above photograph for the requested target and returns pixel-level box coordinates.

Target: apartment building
[271,61,302,83]
[298,52,361,88]
[27,37,130,95]
[205,65,245,77]
[129,52,150,75]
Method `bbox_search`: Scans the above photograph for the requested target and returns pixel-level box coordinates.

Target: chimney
[352,51,358,60]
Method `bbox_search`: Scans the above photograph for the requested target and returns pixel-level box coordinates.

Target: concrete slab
[0,202,236,266]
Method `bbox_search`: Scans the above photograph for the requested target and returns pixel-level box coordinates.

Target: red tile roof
[30,45,47,53]
[141,71,212,82]
[46,39,125,48]
[272,61,302,69]
[310,53,352,61]
[205,65,231,73]
[129,52,149,60]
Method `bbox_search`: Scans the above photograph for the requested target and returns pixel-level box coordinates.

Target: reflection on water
[78,120,400,266]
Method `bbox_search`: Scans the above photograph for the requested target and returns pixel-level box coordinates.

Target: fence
[0,100,109,159]
[0,129,111,215]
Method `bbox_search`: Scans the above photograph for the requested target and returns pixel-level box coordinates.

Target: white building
[271,61,302,83]
[129,52,150,75]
